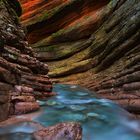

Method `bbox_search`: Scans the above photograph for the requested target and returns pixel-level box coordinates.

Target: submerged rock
[61,114,87,122]
[46,100,57,106]
[69,105,86,111]
[77,92,89,96]
[87,112,100,118]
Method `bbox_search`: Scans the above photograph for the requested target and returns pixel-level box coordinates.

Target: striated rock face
[20,0,140,114]
[0,0,53,121]
[20,0,109,44]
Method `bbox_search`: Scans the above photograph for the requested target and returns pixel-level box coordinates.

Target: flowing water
[0,84,140,140]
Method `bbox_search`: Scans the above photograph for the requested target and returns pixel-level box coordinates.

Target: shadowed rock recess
[0,0,54,121]
[20,0,140,114]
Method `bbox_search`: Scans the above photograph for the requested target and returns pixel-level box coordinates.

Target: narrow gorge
[0,0,140,140]
[20,0,140,115]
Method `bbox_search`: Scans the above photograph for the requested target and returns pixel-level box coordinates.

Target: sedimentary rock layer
[20,0,140,114]
[0,0,52,121]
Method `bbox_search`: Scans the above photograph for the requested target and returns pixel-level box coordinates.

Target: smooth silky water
[0,84,140,140]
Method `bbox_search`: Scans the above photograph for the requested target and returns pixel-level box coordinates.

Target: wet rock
[15,102,40,115]
[33,122,82,140]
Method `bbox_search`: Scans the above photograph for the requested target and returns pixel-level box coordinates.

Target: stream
[0,84,140,140]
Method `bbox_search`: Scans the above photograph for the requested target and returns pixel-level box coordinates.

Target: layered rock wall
[20,0,140,114]
[0,0,52,121]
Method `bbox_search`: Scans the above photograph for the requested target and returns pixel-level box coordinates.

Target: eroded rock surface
[0,0,52,121]
[34,122,82,140]
[20,0,140,114]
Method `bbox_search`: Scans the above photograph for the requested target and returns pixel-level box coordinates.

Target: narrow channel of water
[0,84,140,140]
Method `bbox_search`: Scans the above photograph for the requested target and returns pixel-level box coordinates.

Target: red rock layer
[20,0,109,44]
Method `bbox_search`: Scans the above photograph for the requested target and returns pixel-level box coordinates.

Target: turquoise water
[0,84,140,140]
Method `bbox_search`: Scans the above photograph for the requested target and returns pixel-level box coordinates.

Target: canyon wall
[20,0,140,114]
[0,0,53,121]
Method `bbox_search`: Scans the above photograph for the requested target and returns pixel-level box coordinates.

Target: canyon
[0,0,140,139]
[20,0,140,115]
[0,0,82,139]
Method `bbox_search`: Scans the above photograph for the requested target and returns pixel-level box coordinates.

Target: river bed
[0,84,140,140]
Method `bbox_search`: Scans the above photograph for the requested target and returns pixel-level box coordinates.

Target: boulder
[34,122,82,140]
